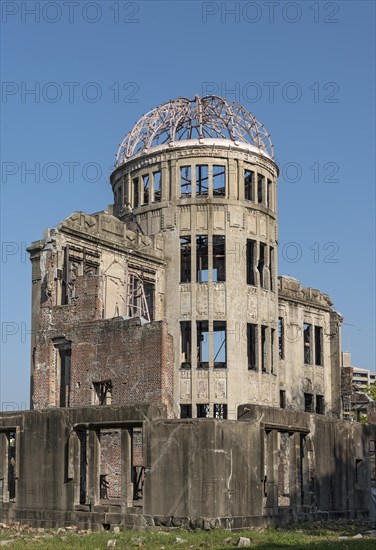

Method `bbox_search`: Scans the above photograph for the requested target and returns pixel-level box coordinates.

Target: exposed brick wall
[33,314,175,417]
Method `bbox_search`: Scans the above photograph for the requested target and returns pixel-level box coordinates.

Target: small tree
[364,383,376,401]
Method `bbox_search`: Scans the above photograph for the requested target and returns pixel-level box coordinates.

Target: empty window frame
[246,239,256,285]
[196,235,209,282]
[244,169,254,201]
[144,282,154,321]
[93,381,112,405]
[180,166,192,197]
[304,323,312,364]
[7,431,16,501]
[258,242,266,288]
[196,164,208,196]
[214,404,227,419]
[269,247,275,291]
[314,326,323,366]
[261,325,267,372]
[133,177,139,208]
[197,321,209,369]
[316,394,325,415]
[247,323,257,370]
[304,393,314,412]
[278,317,284,359]
[267,178,272,209]
[180,236,191,283]
[180,321,191,368]
[213,235,226,282]
[213,165,226,196]
[280,390,286,409]
[153,171,161,202]
[197,404,210,418]
[142,174,149,204]
[55,342,71,408]
[180,404,192,418]
[257,174,264,205]
[213,321,226,369]
[271,328,275,374]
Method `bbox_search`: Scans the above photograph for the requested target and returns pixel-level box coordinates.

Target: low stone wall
[0,404,374,530]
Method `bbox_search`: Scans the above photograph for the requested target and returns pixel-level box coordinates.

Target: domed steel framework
[116,95,274,165]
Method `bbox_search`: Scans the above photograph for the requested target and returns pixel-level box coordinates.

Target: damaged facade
[1,95,375,529]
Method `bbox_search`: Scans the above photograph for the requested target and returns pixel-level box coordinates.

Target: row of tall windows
[247,323,276,374]
[246,239,275,290]
[181,321,226,369]
[180,403,227,419]
[244,169,273,208]
[278,318,324,366]
[119,166,274,209]
[180,235,226,283]
[114,171,162,209]
[180,165,226,197]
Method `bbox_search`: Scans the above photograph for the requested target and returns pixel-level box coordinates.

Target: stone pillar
[88,429,100,507]
[265,430,278,512]
[121,428,133,507]
[289,432,302,509]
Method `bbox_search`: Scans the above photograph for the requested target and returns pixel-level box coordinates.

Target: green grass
[0,523,375,549]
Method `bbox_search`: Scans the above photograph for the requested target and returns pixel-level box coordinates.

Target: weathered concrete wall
[278,276,342,416]
[0,405,374,529]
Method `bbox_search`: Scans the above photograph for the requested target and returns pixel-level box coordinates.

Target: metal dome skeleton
[116,95,274,165]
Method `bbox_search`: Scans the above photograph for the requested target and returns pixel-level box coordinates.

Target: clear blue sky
[1,0,375,409]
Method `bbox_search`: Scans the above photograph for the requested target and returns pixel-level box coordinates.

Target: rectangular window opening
[180,321,191,369]
[304,393,314,413]
[7,432,16,501]
[79,430,88,504]
[197,321,209,369]
[213,235,226,282]
[271,328,275,374]
[269,247,274,291]
[93,381,112,406]
[144,282,154,321]
[278,317,284,359]
[261,325,267,373]
[247,323,257,370]
[197,404,210,418]
[196,235,209,282]
[280,390,286,409]
[213,321,226,369]
[153,171,161,202]
[180,404,192,418]
[196,164,208,196]
[213,165,226,196]
[246,239,256,285]
[180,166,192,197]
[142,174,149,205]
[314,326,323,366]
[244,169,254,201]
[180,236,191,283]
[267,178,272,208]
[59,346,71,407]
[316,395,325,415]
[133,177,139,208]
[214,404,227,419]
[258,242,266,288]
[304,323,312,364]
[257,174,264,205]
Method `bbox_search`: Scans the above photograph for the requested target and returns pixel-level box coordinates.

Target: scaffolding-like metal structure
[116,95,274,164]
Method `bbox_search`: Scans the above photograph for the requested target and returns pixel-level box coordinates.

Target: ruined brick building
[1,96,375,528]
